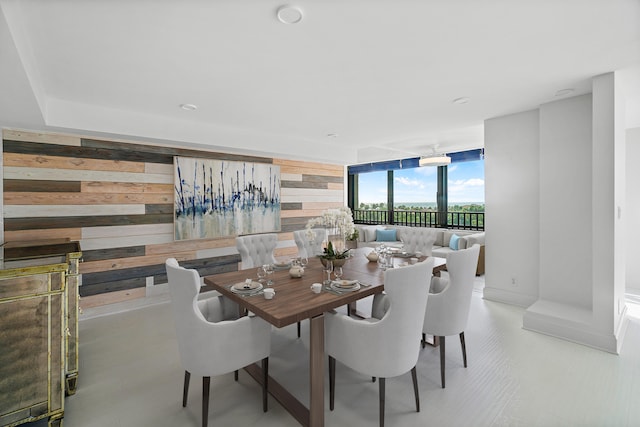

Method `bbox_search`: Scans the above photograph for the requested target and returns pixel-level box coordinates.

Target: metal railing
[353,209,484,231]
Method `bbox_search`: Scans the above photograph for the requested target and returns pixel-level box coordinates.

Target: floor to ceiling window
[348,149,484,230]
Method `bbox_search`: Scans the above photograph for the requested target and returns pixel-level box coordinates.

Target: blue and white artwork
[174,156,281,240]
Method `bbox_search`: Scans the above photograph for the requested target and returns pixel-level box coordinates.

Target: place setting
[322,265,366,295]
[228,278,264,297]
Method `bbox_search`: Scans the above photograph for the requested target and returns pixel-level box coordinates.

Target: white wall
[539,94,593,310]
[592,72,626,341]
[626,127,640,293]
[486,73,627,353]
[483,109,540,307]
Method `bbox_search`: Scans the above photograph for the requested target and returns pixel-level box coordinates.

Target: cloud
[448,178,485,202]
[414,167,437,177]
[394,176,424,188]
[450,178,484,187]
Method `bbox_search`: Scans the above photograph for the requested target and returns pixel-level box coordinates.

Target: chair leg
[439,336,446,388]
[297,321,301,338]
[460,331,467,368]
[262,357,269,412]
[411,366,420,412]
[422,333,426,349]
[234,370,238,381]
[202,376,210,427]
[379,377,386,427]
[182,371,191,407]
[329,356,336,411]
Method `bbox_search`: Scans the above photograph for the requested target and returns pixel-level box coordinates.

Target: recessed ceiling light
[180,103,198,111]
[277,6,303,24]
[452,97,470,105]
[555,88,575,97]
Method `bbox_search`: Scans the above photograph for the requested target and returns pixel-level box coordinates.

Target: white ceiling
[1,0,639,165]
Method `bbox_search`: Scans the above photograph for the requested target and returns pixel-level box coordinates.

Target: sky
[358,159,485,204]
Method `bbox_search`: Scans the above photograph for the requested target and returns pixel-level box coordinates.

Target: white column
[523,73,628,353]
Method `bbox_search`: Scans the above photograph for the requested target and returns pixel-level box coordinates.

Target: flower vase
[320,257,346,268]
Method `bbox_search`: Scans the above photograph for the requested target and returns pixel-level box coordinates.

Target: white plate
[273,261,292,270]
[230,281,263,294]
[331,281,360,292]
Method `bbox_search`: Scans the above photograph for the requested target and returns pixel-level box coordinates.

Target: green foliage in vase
[320,241,350,260]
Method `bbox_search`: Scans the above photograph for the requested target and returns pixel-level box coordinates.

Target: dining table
[202,247,446,427]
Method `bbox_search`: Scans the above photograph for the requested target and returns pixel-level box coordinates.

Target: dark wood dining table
[202,248,446,427]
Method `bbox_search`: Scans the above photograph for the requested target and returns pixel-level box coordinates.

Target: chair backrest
[165,258,271,377]
[165,258,215,375]
[236,233,277,269]
[372,258,434,378]
[293,229,326,258]
[397,227,437,255]
[423,244,480,337]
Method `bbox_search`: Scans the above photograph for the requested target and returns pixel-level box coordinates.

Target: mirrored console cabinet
[0,240,81,427]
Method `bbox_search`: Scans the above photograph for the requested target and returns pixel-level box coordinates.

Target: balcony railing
[353,209,484,231]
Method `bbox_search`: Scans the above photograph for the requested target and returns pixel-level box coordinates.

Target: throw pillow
[443,230,456,247]
[363,225,383,242]
[376,229,397,242]
[449,234,460,250]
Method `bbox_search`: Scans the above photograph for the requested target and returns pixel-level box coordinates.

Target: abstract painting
[174,156,281,240]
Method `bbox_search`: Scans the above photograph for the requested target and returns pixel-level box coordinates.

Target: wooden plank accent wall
[2,129,344,308]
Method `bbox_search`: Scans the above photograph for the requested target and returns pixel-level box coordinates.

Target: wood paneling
[81,224,173,239]
[4,204,146,218]
[82,138,272,164]
[3,152,144,173]
[281,181,328,189]
[282,202,303,210]
[3,129,81,146]
[4,166,172,184]
[4,179,81,193]
[3,228,82,242]
[5,214,172,230]
[145,204,173,214]
[80,233,173,251]
[80,277,148,297]
[81,246,146,262]
[4,192,146,205]
[79,287,146,309]
[3,129,344,306]
[80,253,196,274]
[145,237,237,255]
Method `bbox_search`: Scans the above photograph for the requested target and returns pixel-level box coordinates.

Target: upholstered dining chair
[236,233,277,269]
[293,228,326,258]
[397,227,437,256]
[236,232,304,337]
[325,258,434,427]
[165,258,272,427]
[421,244,480,388]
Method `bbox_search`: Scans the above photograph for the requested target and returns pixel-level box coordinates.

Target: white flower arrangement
[304,206,356,242]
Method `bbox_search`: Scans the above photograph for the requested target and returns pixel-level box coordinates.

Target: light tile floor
[37,278,640,426]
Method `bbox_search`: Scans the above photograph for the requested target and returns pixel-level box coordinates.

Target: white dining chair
[293,228,326,258]
[165,258,272,427]
[236,232,305,337]
[325,258,434,427]
[421,244,480,388]
[235,233,277,269]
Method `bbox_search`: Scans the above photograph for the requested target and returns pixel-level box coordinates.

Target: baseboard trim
[523,299,622,354]
[482,286,537,307]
